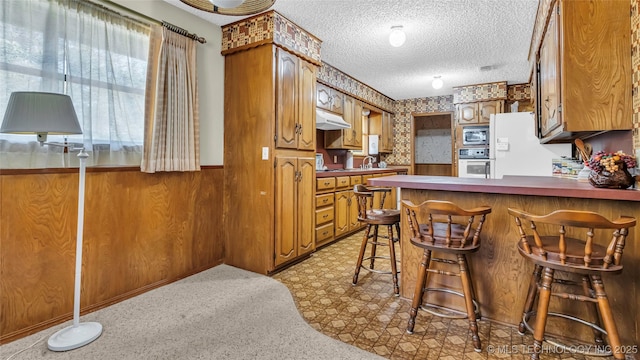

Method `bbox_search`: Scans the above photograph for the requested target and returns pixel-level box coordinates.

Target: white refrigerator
[489,112,571,179]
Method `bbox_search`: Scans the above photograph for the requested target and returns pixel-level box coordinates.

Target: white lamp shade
[1,92,82,136]
[209,0,245,8]
[389,26,406,47]
[432,77,444,89]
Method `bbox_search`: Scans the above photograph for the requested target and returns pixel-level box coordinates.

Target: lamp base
[47,322,102,352]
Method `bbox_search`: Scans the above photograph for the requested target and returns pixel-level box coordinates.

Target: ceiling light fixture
[388,26,406,47]
[180,0,274,15]
[432,76,443,90]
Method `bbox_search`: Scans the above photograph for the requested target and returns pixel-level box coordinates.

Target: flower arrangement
[586,150,636,174]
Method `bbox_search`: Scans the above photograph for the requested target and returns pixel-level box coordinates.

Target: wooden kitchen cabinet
[316,82,344,115]
[275,48,316,151]
[325,94,363,150]
[369,110,394,153]
[315,192,335,247]
[274,156,315,267]
[223,41,319,274]
[334,190,360,238]
[534,0,631,143]
[456,100,503,125]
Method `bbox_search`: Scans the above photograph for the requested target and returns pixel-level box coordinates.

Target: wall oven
[458,159,493,178]
[462,125,489,146]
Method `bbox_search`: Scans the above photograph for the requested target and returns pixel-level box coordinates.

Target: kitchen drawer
[315,222,334,244]
[335,176,350,189]
[350,175,362,186]
[315,193,334,208]
[315,206,334,225]
[316,177,336,192]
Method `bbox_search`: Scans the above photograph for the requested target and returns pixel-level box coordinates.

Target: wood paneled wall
[0,168,224,343]
[414,164,452,176]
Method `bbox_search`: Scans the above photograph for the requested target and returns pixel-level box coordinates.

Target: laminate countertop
[367,175,640,202]
[315,167,408,178]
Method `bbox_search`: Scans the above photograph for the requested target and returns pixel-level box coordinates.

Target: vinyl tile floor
[273,230,622,360]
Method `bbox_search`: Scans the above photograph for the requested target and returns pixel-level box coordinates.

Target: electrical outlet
[262,147,269,160]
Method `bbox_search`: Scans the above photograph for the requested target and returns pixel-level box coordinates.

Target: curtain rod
[162,21,207,44]
[99,0,207,44]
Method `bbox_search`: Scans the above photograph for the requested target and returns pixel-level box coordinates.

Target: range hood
[316,109,351,130]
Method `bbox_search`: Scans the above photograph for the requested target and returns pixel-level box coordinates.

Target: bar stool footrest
[520,311,612,357]
[419,288,480,320]
[360,255,400,275]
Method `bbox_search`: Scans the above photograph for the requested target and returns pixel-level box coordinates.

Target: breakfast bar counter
[367,175,640,347]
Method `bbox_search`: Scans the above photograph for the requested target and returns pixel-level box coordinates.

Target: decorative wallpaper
[507,83,532,101]
[452,81,507,104]
[633,0,640,149]
[317,63,395,112]
[221,11,322,65]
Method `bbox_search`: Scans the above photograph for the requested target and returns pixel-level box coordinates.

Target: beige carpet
[0,265,384,360]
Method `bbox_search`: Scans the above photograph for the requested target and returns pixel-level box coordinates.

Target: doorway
[411,112,455,176]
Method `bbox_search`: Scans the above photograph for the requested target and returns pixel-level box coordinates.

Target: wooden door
[274,156,297,266]
[330,90,344,114]
[538,2,561,137]
[478,101,502,123]
[347,190,360,230]
[334,190,350,237]
[457,103,478,124]
[342,95,355,146]
[297,157,315,255]
[275,49,299,149]
[352,100,363,148]
[316,82,331,111]
[298,59,316,151]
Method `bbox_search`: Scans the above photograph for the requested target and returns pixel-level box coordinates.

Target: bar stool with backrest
[403,199,492,352]
[352,184,401,296]
[508,208,636,360]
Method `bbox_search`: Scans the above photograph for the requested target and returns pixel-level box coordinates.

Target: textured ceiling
[164,0,539,100]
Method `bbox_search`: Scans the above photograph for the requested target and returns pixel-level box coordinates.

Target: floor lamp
[1,91,102,351]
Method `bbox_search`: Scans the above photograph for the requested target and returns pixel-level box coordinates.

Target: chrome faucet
[362,156,375,169]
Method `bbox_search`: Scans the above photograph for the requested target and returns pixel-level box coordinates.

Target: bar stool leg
[519,264,543,335]
[352,224,371,285]
[591,275,625,360]
[387,225,399,296]
[581,276,605,346]
[531,267,554,360]
[458,254,481,352]
[407,248,431,334]
[369,225,379,269]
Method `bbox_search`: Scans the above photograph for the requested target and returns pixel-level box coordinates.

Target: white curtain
[0,0,149,169]
[141,26,200,173]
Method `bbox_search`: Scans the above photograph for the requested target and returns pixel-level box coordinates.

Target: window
[0,0,150,168]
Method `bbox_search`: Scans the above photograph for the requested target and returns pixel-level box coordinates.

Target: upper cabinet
[324,94,363,150]
[456,100,504,125]
[316,82,344,115]
[369,110,394,153]
[276,49,316,151]
[534,0,631,143]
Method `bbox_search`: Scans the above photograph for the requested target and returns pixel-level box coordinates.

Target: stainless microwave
[462,125,489,146]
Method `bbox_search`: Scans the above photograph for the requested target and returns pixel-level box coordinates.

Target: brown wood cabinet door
[298,59,316,151]
[352,101,363,148]
[342,96,355,146]
[538,2,561,137]
[382,112,393,152]
[276,49,299,149]
[457,103,478,124]
[297,157,315,255]
[330,90,344,114]
[316,83,331,111]
[274,156,297,266]
[334,190,350,237]
[348,190,360,230]
[478,101,502,123]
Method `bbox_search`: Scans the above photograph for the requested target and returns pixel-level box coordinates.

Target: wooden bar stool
[403,200,491,352]
[352,184,401,296]
[508,208,636,360]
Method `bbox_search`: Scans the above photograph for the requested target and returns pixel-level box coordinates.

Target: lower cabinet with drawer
[315,192,335,247]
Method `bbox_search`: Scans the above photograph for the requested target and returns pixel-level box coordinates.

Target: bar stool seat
[508,208,636,360]
[352,184,401,295]
[403,199,491,352]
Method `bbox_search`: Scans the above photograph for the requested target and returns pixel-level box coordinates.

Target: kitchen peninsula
[367,175,640,347]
